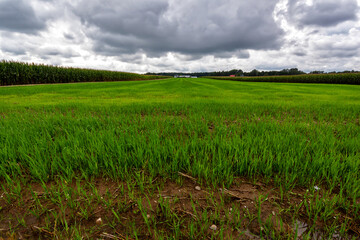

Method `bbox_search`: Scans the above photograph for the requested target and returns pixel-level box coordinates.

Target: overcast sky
[0,0,359,73]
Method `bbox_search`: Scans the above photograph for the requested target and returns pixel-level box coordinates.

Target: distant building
[230,75,236,77]
[174,75,194,78]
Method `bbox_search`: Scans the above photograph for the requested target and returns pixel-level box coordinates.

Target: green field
[1,78,359,239]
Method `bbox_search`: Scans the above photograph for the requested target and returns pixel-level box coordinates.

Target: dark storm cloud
[293,51,307,57]
[1,44,27,55]
[0,0,46,33]
[38,47,80,58]
[117,53,144,64]
[288,0,359,27]
[315,41,360,58]
[72,0,284,58]
[63,33,75,40]
[0,31,79,60]
[212,50,250,59]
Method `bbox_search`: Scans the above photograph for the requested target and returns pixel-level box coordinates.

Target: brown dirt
[0,174,358,239]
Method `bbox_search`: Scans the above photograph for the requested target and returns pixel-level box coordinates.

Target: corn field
[208,73,360,85]
[0,60,168,86]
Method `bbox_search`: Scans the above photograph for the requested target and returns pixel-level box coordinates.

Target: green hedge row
[0,60,169,86]
[207,73,360,85]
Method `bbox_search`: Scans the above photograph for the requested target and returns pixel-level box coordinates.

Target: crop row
[0,60,169,86]
[208,73,360,85]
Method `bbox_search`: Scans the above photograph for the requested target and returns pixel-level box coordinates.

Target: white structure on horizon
[174,75,197,78]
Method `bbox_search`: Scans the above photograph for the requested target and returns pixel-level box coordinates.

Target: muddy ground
[0,174,359,239]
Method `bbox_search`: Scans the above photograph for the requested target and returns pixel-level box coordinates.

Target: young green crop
[0,78,359,238]
[0,78,359,195]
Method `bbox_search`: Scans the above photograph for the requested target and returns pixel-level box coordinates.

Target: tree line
[146,68,359,77]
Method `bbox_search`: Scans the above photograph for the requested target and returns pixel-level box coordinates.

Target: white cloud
[0,0,359,73]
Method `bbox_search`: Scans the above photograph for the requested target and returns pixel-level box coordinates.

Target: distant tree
[249,69,259,76]
[310,71,325,74]
[235,69,244,76]
[341,70,356,73]
[289,68,305,75]
[147,67,310,77]
[228,69,237,75]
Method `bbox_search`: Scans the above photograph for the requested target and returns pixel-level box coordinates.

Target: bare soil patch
[0,174,358,239]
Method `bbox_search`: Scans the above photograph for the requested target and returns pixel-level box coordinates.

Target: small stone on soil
[96,218,102,225]
[210,224,217,231]
[195,186,201,191]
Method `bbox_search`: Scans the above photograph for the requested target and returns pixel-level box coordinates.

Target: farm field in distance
[0,78,359,239]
